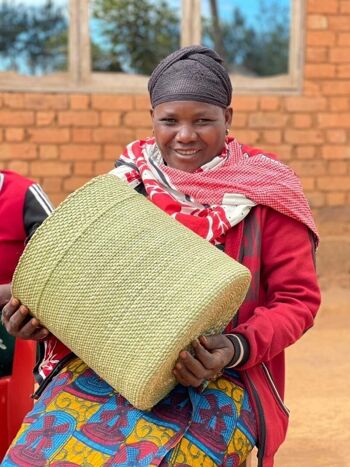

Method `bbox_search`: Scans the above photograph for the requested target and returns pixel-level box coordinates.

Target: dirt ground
[249,288,350,467]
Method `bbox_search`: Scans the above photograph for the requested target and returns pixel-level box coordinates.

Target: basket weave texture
[13,175,251,409]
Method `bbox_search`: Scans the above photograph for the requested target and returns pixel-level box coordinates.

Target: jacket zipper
[244,371,266,467]
[261,363,290,416]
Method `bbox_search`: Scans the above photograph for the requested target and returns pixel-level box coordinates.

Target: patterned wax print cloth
[3,358,256,466]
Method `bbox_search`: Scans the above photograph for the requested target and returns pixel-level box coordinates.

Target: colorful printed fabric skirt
[3,358,256,466]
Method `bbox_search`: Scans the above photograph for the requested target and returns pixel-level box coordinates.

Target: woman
[2,46,320,467]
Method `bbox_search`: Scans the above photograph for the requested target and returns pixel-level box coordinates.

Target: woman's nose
[175,125,197,143]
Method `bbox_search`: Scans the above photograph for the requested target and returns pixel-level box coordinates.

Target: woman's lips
[173,148,201,156]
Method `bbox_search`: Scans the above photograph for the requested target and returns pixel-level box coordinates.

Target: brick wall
[0,0,349,286]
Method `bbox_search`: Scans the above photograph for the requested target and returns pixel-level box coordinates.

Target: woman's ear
[225,107,233,127]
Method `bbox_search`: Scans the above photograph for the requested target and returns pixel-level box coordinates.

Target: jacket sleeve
[23,184,54,240]
[232,209,321,369]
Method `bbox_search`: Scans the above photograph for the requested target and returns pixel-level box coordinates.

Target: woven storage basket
[13,174,251,410]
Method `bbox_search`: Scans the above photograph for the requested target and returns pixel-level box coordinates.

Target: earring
[225,129,229,135]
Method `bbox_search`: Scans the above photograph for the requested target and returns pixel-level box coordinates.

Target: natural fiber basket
[13,174,251,409]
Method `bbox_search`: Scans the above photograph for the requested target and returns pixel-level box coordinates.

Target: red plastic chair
[0,339,36,461]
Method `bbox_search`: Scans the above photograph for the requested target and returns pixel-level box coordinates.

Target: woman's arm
[233,209,321,369]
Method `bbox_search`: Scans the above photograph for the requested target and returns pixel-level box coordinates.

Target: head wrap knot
[148,46,232,109]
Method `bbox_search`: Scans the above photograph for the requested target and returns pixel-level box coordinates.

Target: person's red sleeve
[233,209,321,369]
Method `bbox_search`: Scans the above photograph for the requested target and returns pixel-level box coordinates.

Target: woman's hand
[1,297,49,340]
[173,334,234,387]
[0,283,12,309]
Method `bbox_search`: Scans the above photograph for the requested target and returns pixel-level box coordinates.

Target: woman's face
[151,101,232,173]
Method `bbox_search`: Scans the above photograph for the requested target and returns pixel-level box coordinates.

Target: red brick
[0,111,34,126]
[232,96,258,111]
[135,128,152,140]
[58,111,99,127]
[232,130,260,144]
[340,1,350,13]
[285,130,324,144]
[94,161,114,175]
[72,129,93,143]
[337,65,350,78]
[318,113,350,127]
[249,113,288,128]
[30,161,71,177]
[303,81,321,96]
[134,95,151,110]
[307,31,336,46]
[41,177,63,193]
[338,33,350,46]
[285,97,327,112]
[300,177,315,191]
[124,111,152,128]
[307,14,328,29]
[232,113,248,128]
[70,95,90,110]
[93,128,134,144]
[101,112,121,127]
[7,160,29,175]
[318,176,350,190]
[326,129,348,143]
[290,160,326,176]
[329,97,350,111]
[296,146,317,159]
[3,93,24,108]
[322,81,350,95]
[326,192,347,206]
[259,97,280,111]
[328,161,348,174]
[328,16,350,31]
[36,111,56,126]
[307,192,326,208]
[24,93,68,110]
[306,47,328,63]
[91,95,133,111]
[5,128,25,142]
[48,193,66,207]
[308,0,338,13]
[103,145,124,160]
[63,177,90,192]
[39,145,59,160]
[60,145,101,161]
[258,144,292,160]
[293,114,313,128]
[263,130,282,144]
[74,162,94,176]
[305,64,336,79]
[29,129,70,143]
[0,143,37,160]
[322,145,350,159]
[330,48,350,63]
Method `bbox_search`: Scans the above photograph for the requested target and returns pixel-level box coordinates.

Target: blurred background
[0,1,349,465]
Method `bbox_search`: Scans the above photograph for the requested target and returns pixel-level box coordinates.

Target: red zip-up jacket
[224,205,320,467]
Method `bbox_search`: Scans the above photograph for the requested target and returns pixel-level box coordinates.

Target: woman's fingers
[2,298,49,340]
[173,355,203,387]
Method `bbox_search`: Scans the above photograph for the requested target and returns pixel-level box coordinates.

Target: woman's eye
[196,119,212,125]
[160,118,177,125]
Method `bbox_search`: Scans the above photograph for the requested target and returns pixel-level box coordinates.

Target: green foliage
[92,0,180,75]
[203,1,290,77]
[0,0,68,75]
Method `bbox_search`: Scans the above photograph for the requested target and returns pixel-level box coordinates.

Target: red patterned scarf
[110,137,319,246]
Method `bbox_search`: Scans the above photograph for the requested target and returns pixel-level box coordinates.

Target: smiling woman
[2,45,321,467]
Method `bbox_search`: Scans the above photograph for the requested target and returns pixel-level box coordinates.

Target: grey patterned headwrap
[148,46,232,109]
